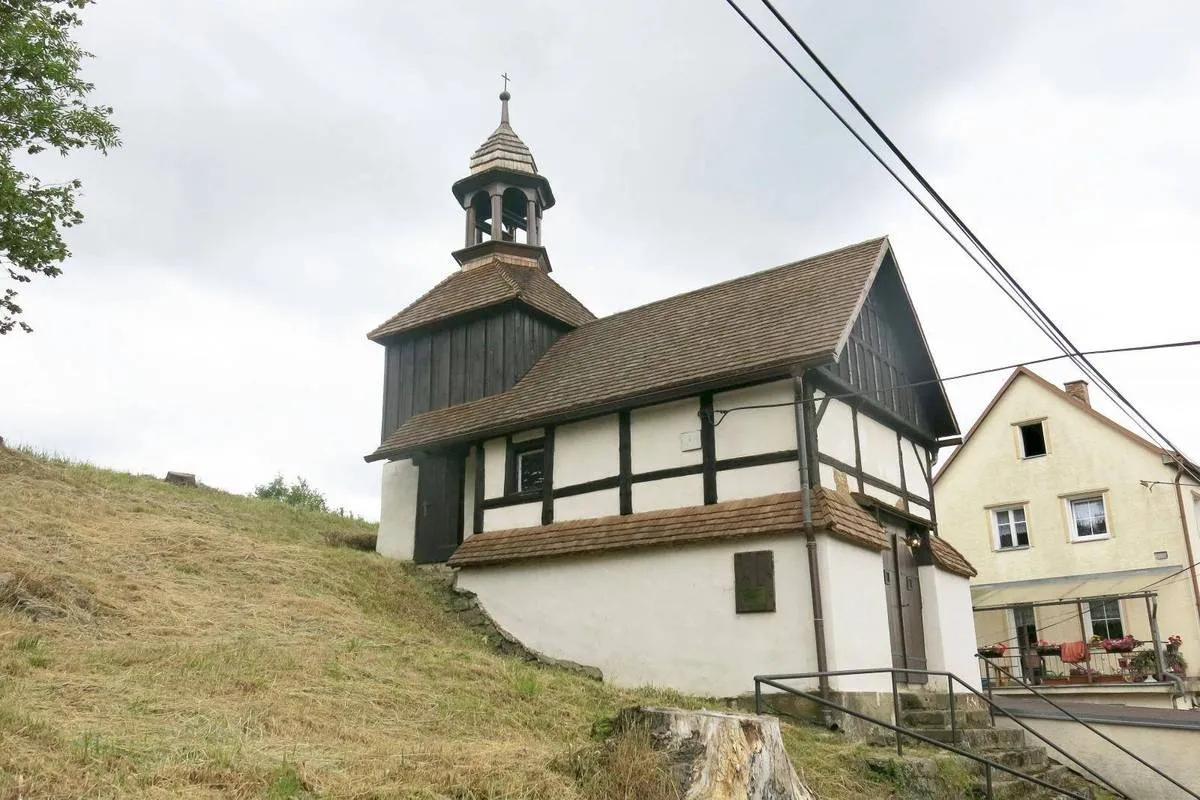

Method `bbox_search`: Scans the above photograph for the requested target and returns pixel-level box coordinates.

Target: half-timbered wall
[813,389,935,523]
[379,305,565,441]
[473,380,802,532]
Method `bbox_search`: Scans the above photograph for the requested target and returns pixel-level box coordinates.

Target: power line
[749,0,1179,460]
[725,0,1197,476]
[708,338,1200,424]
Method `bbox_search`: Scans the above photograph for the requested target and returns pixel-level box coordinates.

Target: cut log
[616,707,817,800]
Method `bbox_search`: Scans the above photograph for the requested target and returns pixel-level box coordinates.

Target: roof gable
[367,262,595,341]
[934,366,1173,483]
[367,237,889,461]
[825,250,958,438]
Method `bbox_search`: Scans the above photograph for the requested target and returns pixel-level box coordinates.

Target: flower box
[1036,646,1061,657]
[977,648,1006,659]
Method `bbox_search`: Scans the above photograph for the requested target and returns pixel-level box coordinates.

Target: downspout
[793,374,832,714]
[1172,467,1200,639]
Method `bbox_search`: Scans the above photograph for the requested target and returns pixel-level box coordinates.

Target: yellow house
[934,367,1200,689]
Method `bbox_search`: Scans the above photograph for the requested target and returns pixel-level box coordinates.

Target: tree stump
[164,471,197,487]
[616,707,817,800]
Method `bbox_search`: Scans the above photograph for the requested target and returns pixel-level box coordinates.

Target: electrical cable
[706,338,1200,424]
[726,0,1196,474]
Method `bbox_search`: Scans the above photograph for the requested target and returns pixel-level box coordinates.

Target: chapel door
[882,522,928,684]
[413,452,465,564]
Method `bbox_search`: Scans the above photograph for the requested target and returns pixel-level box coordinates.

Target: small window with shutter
[734,550,775,614]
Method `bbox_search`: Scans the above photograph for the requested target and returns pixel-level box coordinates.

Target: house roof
[929,536,977,578]
[366,261,596,341]
[367,236,890,461]
[469,118,539,176]
[933,366,1196,484]
[446,488,890,567]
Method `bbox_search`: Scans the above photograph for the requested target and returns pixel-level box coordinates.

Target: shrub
[253,476,328,513]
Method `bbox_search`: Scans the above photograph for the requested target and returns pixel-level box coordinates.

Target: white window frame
[1067,494,1110,542]
[991,505,1030,551]
[1016,419,1049,459]
[1083,598,1124,640]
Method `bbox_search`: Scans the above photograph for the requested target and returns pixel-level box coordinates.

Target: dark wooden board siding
[449,325,468,405]
[380,305,568,442]
[824,262,937,437]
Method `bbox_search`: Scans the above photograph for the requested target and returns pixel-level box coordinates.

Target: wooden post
[1076,601,1093,683]
[490,192,502,240]
[525,197,538,245]
[1146,595,1166,680]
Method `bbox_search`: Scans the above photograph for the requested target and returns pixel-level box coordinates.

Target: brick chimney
[1064,380,1090,407]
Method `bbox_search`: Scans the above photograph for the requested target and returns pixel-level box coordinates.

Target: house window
[516,447,544,493]
[1069,496,1108,540]
[1088,598,1124,639]
[1019,422,1047,458]
[734,550,775,613]
[992,506,1029,550]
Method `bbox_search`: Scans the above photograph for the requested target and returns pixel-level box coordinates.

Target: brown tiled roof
[368,237,888,461]
[366,262,595,341]
[929,536,977,578]
[447,488,888,567]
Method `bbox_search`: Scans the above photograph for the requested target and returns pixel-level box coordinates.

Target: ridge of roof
[366,261,595,341]
[934,366,1170,483]
[367,236,891,461]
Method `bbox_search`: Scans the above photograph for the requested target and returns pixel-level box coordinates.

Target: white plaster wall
[630,398,702,473]
[906,504,932,522]
[817,397,857,466]
[378,459,419,560]
[462,448,476,540]
[918,565,980,688]
[713,380,796,460]
[935,372,1199,594]
[483,502,541,532]
[458,536,818,696]
[863,486,904,509]
[512,427,544,443]
[995,717,1200,800]
[632,474,703,513]
[818,537,893,692]
[556,488,620,521]
[901,438,930,500]
[717,462,800,502]
[555,415,619,487]
[857,412,903,487]
[483,437,506,499]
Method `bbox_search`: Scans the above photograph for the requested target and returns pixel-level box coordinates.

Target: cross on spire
[501,72,511,92]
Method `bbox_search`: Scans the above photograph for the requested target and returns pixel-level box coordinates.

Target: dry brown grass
[0,446,922,799]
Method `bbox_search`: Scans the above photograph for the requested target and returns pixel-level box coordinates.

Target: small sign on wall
[734,550,776,614]
[680,430,702,452]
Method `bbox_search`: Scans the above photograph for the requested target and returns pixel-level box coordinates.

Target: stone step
[981,765,1090,800]
[901,708,993,729]
[910,725,1026,749]
[964,746,1048,776]
[899,691,987,711]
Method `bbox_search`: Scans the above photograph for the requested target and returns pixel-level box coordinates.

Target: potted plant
[1128,636,1188,680]
[1035,640,1061,657]
[977,642,1008,659]
[1101,635,1137,653]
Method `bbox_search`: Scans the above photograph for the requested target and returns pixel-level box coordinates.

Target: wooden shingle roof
[367,237,889,461]
[366,262,595,341]
[447,488,889,567]
[929,536,977,578]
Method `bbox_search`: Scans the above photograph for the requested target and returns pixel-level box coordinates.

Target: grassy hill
[0,446,942,799]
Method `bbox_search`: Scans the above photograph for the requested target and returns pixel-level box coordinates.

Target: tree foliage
[1,0,119,334]
[253,475,329,513]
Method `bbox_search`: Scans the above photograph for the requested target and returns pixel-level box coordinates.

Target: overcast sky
[2,1,1197,517]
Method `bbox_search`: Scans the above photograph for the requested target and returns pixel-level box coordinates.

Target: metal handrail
[983,658,1199,798]
[754,667,1125,800]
